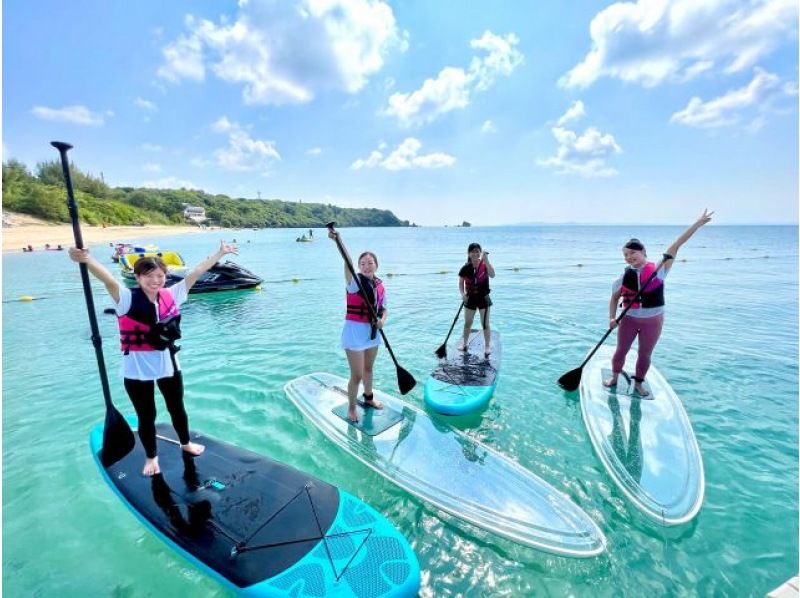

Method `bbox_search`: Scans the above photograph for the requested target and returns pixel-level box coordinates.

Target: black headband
[623,239,645,251]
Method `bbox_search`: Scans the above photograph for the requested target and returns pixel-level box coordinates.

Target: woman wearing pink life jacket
[328,229,386,423]
[458,242,496,358]
[68,240,237,476]
[604,209,714,396]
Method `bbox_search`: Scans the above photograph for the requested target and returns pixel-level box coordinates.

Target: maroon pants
[611,314,664,380]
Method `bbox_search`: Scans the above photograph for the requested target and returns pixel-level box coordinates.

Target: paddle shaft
[436,302,464,353]
[327,226,404,368]
[52,142,115,411]
[576,261,667,371]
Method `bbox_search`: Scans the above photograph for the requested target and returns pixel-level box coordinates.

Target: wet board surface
[90,421,420,596]
[285,373,606,558]
[580,347,705,526]
[424,330,501,415]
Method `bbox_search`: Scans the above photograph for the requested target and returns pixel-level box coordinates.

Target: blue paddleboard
[424,329,501,415]
[90,420,420,596]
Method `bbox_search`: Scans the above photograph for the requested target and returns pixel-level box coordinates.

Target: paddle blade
[434,344,447,359]
[557,367,583,392]
[397,366,417,395]
[100,407,136,467]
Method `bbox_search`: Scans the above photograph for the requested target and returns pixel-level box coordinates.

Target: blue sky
[3,0,798,225]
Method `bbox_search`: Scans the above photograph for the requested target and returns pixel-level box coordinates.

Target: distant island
[444,221,471,227]
[2,159,412,228]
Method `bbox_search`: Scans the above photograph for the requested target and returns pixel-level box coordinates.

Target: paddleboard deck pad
[580,347,705,525]
[424,329,501,415]
[331,399,404,437]
[285,373,606,558]
[90,421,420,596]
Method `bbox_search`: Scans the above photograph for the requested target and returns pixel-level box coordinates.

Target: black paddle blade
[397,366,417,395]
[557,367,583,392]
[434,344,447,359]
[100,407,136,467]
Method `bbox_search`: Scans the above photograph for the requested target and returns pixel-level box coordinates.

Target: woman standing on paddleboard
[604,209,714,396]
[328,227,385,423]
[458,242,496,358]
[68,240,237,475]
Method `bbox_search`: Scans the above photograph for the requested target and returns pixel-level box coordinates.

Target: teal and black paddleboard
[424,329,501,415]
[90,420,420,597]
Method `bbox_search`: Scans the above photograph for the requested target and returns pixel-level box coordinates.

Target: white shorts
[341,320,382,352]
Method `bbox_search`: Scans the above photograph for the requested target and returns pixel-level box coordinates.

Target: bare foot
[348,406,359,423]
[181,442,205,456]
[634,383,650,397]
[603,376,618,388]
[142,457,161,476]
[363,397,384,409]
[457,341,467,352]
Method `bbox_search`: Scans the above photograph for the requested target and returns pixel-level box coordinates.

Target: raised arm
[660,209,714,270]
[68,247,121,303]
[328,227,354,284]
[184,240,238,291]
[482,251,495,278]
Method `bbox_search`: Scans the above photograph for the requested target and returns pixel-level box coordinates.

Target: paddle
[434,302,464,358]
[557,261,667,391]
[326,222,416,395]
[52,141,136,466]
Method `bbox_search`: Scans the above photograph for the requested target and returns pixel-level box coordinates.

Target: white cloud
[141,176,198,189]
[141,143,163,152]
[31,105,112,126]
[538,107,622,178]
[135,97,158,111]
[556,100,586,125]
[307,147,322,155]
[158,0,406,105]
[670,68,788,128]
[481,120,496,133]
[142,163,162,173]
[351,138,455,170]
[384,30,523,127]
[211,116,281,171]
[560,0,798,89]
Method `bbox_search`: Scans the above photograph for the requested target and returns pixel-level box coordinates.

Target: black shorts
[464,294,492,311]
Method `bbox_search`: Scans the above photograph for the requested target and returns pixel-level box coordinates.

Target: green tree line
[2,159,411,228]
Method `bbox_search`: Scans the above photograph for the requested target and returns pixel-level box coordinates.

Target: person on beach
[458,242,496,358]
[328,227,385,423]
[603,209,714,396]
[68,240,237,475]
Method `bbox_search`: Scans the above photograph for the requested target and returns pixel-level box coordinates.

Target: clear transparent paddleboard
[285,372,606,557]
[580,346,705,525]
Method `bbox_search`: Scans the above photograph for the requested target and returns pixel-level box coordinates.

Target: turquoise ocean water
[3,225,797,596]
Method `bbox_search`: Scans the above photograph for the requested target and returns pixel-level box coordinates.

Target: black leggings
[124,372,189,459]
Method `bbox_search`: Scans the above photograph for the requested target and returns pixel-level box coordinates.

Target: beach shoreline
[2,214,206,253]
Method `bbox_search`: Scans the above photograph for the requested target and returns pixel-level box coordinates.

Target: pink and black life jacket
[463,261,490,297]
[119,288,181,354]
[345,275,385,323]
[620,262,664,309]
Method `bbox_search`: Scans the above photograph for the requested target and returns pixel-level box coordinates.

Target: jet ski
[165,260,263,294]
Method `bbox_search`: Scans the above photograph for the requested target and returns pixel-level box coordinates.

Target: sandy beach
[2,212,205,253]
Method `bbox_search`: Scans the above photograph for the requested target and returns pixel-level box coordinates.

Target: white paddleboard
[285,372,606,557]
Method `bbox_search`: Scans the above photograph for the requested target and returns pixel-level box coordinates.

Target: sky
[3,0,798,225]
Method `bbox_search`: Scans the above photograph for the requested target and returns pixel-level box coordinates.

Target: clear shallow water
[3,225,797,596]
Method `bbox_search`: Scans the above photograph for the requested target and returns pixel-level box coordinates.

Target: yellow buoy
[254,285,262,291]
[292,278,300,283]
[19,295,34,302]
